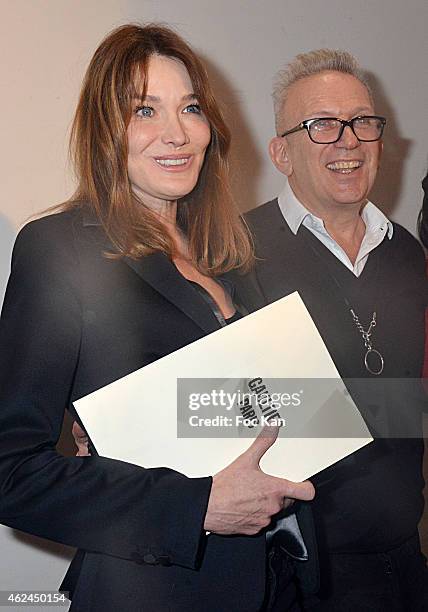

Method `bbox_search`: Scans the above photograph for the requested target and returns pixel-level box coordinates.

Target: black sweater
[241,198,428,553]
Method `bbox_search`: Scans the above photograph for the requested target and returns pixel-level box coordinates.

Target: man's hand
[72,421,91,456]
[204,425,315,535]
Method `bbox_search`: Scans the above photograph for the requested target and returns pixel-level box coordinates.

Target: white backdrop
[1,1,427,607]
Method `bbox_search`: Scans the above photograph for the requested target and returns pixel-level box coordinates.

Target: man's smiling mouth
[326,160,363,174]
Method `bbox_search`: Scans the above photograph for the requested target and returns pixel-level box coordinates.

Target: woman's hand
[72,421,91,456]
[204,425,315,535]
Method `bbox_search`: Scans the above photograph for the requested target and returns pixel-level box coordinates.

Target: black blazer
[0,209,267,612]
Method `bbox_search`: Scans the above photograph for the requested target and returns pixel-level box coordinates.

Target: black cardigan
[238,198,428,554]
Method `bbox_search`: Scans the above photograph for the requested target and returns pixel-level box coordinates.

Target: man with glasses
[237,49,428,610]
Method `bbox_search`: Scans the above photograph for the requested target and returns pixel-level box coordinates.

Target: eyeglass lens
[309,117,384,143]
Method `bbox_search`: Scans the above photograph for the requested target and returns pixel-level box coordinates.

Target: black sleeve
[0,219,212,569]
[420,173,428,248]
[396,223,428,303]
[395,224,428,410]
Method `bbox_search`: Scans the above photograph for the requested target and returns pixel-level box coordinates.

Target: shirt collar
[277,180,393,239]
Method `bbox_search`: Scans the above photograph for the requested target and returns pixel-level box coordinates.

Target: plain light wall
[1,0,427,607]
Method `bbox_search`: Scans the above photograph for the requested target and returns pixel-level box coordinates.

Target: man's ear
[269,136,293,176]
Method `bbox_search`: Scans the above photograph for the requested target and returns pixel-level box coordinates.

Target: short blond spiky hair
[272,49,373,134]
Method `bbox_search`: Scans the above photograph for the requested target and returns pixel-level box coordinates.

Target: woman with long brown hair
[0,24,313,611]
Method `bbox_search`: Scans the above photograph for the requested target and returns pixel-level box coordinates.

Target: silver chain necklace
[304,235,385,376]
[349,309,384,375]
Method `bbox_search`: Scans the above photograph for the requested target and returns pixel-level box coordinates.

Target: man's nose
[336,124,360,149]
[161,115,189,148]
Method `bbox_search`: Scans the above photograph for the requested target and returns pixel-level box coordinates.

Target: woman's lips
[154,155,192,169]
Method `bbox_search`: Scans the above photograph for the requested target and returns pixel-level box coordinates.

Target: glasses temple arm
[280,123,305,138]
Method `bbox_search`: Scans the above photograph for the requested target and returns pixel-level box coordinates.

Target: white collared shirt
[277,181,393,277]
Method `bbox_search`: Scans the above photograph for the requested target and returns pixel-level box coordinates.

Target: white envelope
[74,292,372,482]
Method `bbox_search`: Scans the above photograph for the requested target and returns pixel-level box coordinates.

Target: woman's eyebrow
[135,93,198,103]
[182,93,198,101]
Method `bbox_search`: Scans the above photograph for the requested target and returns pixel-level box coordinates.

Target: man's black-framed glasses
[280,116,386,144]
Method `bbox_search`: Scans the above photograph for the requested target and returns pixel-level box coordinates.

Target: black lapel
[124,252,221,334]
[81,209,220,334]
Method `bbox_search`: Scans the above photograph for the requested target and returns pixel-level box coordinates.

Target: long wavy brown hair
[65,23,253,274]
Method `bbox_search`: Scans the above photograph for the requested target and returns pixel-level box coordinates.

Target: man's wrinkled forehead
[282,71,374,126]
